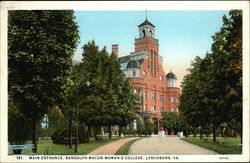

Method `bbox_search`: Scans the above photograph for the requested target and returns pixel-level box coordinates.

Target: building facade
[116,18,180,134]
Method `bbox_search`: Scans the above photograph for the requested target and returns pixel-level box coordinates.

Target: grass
[9,137,120,155]
[115,138,140,155]
[183,136,242,154]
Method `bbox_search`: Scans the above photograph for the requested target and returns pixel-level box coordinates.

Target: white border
[0,1,249,162]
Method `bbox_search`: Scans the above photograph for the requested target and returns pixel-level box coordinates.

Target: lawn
[183,136,242,154]
[9,137,120,155]
[115,138,140,155]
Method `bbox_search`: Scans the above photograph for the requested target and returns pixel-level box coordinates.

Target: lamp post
[74,78,90,153]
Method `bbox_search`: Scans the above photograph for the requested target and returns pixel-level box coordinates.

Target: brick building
[115,18,180,134]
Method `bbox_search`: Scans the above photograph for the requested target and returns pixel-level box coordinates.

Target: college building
[113,18,180,134]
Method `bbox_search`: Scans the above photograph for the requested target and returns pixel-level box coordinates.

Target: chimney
[112,44,118,57]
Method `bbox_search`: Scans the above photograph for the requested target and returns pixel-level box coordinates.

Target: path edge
[181,138,222,154]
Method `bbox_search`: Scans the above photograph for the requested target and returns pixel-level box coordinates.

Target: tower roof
[138,19,155,28]
[126,59,140,69]
[166,71,177,80]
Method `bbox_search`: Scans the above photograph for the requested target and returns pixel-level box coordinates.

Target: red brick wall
[130,36,180,119]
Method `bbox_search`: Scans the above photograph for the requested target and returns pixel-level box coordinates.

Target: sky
[73,10,229,87]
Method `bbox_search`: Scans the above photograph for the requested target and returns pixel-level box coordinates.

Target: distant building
[116,18,180,134]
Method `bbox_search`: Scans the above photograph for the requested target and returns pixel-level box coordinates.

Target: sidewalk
[129,136,218,155]
[88,137,139,155]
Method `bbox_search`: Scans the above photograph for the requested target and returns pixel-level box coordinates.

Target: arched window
[133,70,136,77]
[151,50,153,58]
[142,30,146,37]
[149,30,152,37]
[154,51,157,58]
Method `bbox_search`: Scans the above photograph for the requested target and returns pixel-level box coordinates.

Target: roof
[138,19,155,28]
[126,60,140,69]
[166,71,177,80]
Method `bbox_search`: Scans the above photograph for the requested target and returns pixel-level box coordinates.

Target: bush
[8,100,33,154]
[39,106,68,138]
[137,119,155,136]
[52,127,87,144]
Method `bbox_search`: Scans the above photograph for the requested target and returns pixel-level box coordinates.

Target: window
[143,92,147,100]
[143,105,147,111]
[151,93,155,101]
[176,108,179,113]
[151,62,153,75]
[151,106,155,111]
[160,76,163,81]
[133,70,136,77]
[160,95,163,102]
[171,97,175,103]
[134,89,137,94]
[171,108,175,112]
[151,50,153,58]
[153,63,156,76]
[142,30,146,37]
[143,71,146,76]
[160,107,164,112]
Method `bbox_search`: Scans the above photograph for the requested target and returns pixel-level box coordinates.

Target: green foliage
[8,99,32,145]
[115,139,139,155]
[9,138,121,155]
[8,10,79,151]
[180,10,242,141]
[8,10,79,119]
[76,41,139,131]
[160,112,187,132]
[183,137,242,154]
[39,107,68,138]
[51,126,87,144]
[122,122,136,136]
[143,119,155,136]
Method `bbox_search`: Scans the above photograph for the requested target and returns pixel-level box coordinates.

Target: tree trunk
[109,126,112,139]
[194,130,196,138]
[240,122,242,144]
[118,126,122,137]
[69,112,72,149]
[87,125,91,142]
[94,126,98,140]
[213,126,216,143]
[32,118,39,153]
[200,127,203,140]
[221,128,224,137]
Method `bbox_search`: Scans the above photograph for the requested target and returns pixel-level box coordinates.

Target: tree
[160,111,187,133]
[8,10,79,152]
[210,10,242,142]
[77,41,139,139]
[39,106,68,139]
[180,10,242,142]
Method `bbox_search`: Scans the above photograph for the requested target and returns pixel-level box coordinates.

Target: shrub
[52,127,87,144]
[8,100,33,154]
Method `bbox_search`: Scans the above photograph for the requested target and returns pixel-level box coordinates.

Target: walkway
[129,136,218,155]
[88,137,139,155]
